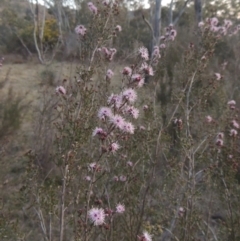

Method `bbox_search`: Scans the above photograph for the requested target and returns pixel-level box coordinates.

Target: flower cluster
[198,17,240,37]
[160,24,177,42]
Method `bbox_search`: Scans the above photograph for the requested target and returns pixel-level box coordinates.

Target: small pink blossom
[127,161,133,167]
[125,106,139,119]
[113,176,119,181]
[106,69,114,80]
[214,73,221,80]
[102,0,109,5]
[152,46,161,59]
[89,162,97,171]
[92,127,107,139]
[170,29,177,38]
[216,138,223,147]
[178,207,185,217]
[84,176,91,181]
[210,17,219,26]
[224,19,233,29]
[88,2,98,14]
[88,208,105,226]
[75,25,87,36]
[119,175,127,182]
[137,78,145,88]
[122,66,132,76]
[217,132,224,139]
[159,43,166,49]
[115,25,122,32]
[205,115,213,123]
[231,120,239,129]
[123,121,135,134]
[56,86,66,95]
[139,125,146,130]
[143,105,148,110]
[98,107,113,120]
[108,94,122,108]
[228,100,236,110]
[198,21,204,28]
[140,63,154,76]
[110,115,125,129]
[123,89,137,103]
[230,129,238,137]
[109,142,120,153]
[116,203,125,213]
[139,47,149,61]
[138,231,152,241]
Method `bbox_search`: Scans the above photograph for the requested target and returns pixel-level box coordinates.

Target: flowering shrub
[8,3,240,241]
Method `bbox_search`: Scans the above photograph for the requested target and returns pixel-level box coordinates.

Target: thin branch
[173,0,192,26]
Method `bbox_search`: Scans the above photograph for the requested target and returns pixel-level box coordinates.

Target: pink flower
[216,138,223,147]
[217,132,224,139]
[125,106,139,119]
[109,48,117,61]
[228,100,236,110]
[98,107,113,120]
[198,21,204,28]
[106,69,114,80]
[84,176,91,181]
[230,129,238,137]
[140,63,154,76]
[109,142,120,153]
[92,127,107,139]
[119,175,127,182]
[224,19,233,29]
[88,2,98,14]
[152,46,161,59]
[56,86,66,95]
[116,203,125,213]
[115,25,122,32]
[139,47,149,61]
[231,120,239,129]
[123,89,137,103]
[159,43,166,49]
[132,74,142,82]
[178,207,185,217]
[75,25,87,36]
[205,115,213,123]
[122,66,132,76]
[138,231,152,241]
[210,17,218,26]
[110,115,125,129]
[113,176,119,181]
[143,105,148,110]
[88,208,105,226]
[88,162,97,171]
[102,0,109,5]
[170,29,177,38]
[108,94,123,108]
[123,121,135,134]
[127,161,133,167]
[139,125,146,130]
[102,47,117,61]
[214,73,221,80]
[137,78,145,88]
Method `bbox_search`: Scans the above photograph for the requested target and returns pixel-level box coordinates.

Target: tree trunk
[169,0,174,25]
[153,0,162,47]
[194,0,202,23]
